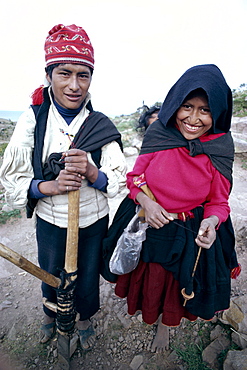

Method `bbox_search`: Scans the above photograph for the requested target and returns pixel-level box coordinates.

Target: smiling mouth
[184,123,202,131]
[65,94,81,99]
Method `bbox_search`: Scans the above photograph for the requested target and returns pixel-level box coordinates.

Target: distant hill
[0,111,24,122]
[0,111,141,165]
[0,118,16,145]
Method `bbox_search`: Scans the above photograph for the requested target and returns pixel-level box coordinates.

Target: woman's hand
[136,192,174,229]
[195,215,219,249]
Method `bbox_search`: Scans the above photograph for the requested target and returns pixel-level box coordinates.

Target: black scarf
[158,64,233,133]
[26,87,122,217]
[32,87,122,180]
[42,109,123,180]
[140,121,234,185]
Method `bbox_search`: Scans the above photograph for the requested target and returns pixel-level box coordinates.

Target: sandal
[40,321,56,343]
[78,323,95,351]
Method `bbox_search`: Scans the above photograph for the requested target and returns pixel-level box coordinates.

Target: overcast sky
[1,0,246,117]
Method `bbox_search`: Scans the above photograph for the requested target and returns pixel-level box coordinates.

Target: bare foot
[148,316,169,353]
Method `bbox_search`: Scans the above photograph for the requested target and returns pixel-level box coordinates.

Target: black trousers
[36,215,109,320]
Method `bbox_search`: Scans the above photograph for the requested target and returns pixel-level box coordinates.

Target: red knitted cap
[44,24,94,69]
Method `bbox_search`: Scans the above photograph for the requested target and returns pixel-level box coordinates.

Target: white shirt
[0,91,127,227]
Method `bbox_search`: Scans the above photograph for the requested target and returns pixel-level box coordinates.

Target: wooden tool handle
[64,190,80,273]
[0,243,60,288]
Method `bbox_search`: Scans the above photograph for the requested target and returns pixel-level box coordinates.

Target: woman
[0,24,127,350]
[114,64,240,352]
[136,105,161,134]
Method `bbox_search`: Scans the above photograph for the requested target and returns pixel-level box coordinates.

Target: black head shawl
[140,64,234,185]
[158,64,233,133]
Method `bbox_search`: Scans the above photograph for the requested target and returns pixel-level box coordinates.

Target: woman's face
[147,111,159,126]
[176,95,213,140]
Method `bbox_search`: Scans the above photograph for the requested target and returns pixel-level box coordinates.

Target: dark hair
[183,88,208,103]
[45,63,93,79]
[136,105,161,133]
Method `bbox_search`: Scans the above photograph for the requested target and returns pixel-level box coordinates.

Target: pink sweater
[127,145,231,224]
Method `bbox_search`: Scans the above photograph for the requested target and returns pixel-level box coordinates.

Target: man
[0,24,127,350]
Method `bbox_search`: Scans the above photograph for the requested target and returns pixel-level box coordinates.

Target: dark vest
[26,87,122,218]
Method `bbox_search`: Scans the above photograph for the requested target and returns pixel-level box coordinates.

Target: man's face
[47,64,92,109]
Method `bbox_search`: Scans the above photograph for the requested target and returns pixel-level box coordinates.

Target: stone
[202,335,230,368]
[69,332,79,357]
[231,117,247,136]
[130,355,143,370]
[232,133,247,153]
[223,348,247,370]
[117,312,132,329]
[118,364,131,370]
[210,324,224,341]
[232,331,247,350]
[0,300,12,311]
[137,314,142,323]
[7,323,18,341]
[231,213,247,239]
[231,117,247,153]
[131,137,142,148]
[221,296,247,333]
[168,350,180,362]
[123,147,139,157]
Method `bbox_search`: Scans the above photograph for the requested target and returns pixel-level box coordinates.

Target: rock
[202,335,230,368]
[168,350,180,362]
[118,364,131,370]
[117,312,132,329]
[232,331,247,350]
[226,296,247,349]
[129,354,143,370]
[231,117,247,135]
[0,300,12,311]
[123,147,139,157]
[231,117,247,153]
[70,332,79,357]
[232,133,247,153]
[137,314,142,323]
[7,323,18,341]
[210,324,224,341]
[220,297,247,346]
[223,348,247,370]
[231,213,247,239]
[131,137,142,151]
[221,298,245,330]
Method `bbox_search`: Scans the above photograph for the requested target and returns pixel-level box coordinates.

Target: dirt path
[0,154,246,370]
